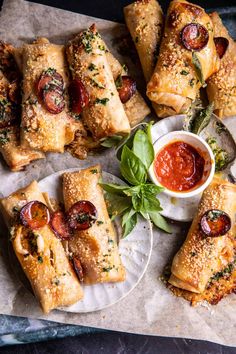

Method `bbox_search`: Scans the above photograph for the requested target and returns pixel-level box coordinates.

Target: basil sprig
[100,123,171,238]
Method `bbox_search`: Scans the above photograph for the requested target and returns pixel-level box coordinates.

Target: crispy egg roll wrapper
[0,181,83,313]
[63,165,126,285]
[66,25,130,140]
[169,177,236,294]
[20,38,84,152]
[207,12,236,118]
[0,43,44,171]
[106,51,150,127]
[124,0,163,83]
[147,0,219,117]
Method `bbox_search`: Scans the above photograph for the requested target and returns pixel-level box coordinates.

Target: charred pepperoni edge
[200,209,231,237]
[50,211,72,240]
[43,88,65,114]
[67,200,98,231]
[20,201,50,230]
[72,256,84,282]
[180,23,209,51]
[68,79,89,115]
[116,76,136,104]
[214,37,229,59]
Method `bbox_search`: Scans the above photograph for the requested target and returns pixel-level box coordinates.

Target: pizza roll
[66,25,131,140]
[147,0,219,117]
[20,37,84,152]
[124,0,163,83]
[207,12,236,118]
[106,51,151,127]
[0,181,83,313]
[62,165,126,285]
[0,42,44,171]
[169,177,236,295]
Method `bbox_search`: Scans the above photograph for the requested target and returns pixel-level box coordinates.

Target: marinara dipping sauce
[154,141,205,192]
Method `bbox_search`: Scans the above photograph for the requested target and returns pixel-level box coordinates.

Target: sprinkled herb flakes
[0,129,10,145]
[95,98,109,105]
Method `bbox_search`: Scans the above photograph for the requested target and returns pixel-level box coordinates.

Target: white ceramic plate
[150,115,235,222]
[38,168,153,313]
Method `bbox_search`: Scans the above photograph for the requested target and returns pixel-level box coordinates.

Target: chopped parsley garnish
[189,78,195,87]
[88,63,97,71]
[90,169,98,174]
[115,75,123,90]
[81,30,98,53]
[98,44,107,52]
[97,220,104,225]
[206,137,229,171]
[102,266,113,272]
[44,67,56,75]
[95,97,109,105]
[215,121,227,135]
[90,78,105,89]
[180,70,189,75]
[0,129,10,145]
[51,277,60,286]
[37,256,43,264]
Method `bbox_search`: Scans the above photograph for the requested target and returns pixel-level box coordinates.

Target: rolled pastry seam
[0,181,83,313]
[147,0,219,117]
[169,177,236,294]
[0,42,44,171]
[20,37,83,152]
[124,0,163,83]
[66,25,131,140]
[106,51,151,127]
[63,165,126,285]
[207,12,236,118]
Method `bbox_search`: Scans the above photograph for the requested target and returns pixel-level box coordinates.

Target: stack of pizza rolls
[0,164,125,313]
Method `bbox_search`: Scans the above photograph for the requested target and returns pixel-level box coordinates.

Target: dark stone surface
[0,0,235,352]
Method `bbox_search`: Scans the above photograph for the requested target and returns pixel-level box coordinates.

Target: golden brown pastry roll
[124,0,163,82]
[207,12,236,118]
[0,181,83,313]
[20,37,83,152]
[66,25,131,140]
[147,0,219,117]
[63,165,126,285]
[169,177,236,294]
[106,51,151,127]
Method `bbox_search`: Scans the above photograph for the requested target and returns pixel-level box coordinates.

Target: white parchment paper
[0,0,236,346]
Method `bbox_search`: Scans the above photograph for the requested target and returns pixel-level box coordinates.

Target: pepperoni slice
[50,211,72,240]
[181,23,209,51]
[68,79,89,114]
[67,200,97,231]
[20,201,50,230]
[214,37,229,59]
[43,88,65,114]
[116,76,136,104]
[200,209,231,237]
[37,70,64,96]
[72,256,84,282]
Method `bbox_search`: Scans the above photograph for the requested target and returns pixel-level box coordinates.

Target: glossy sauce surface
[154,141,205,192]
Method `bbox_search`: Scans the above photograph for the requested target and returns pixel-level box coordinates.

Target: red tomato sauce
[154,141,205,192]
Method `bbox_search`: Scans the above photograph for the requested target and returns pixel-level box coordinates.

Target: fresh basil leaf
[141,184,164,196]
[120,145,147,185]
[100,135,124,148]
[192,52,206,87]
[99,183,129,196]
[191,103,214,135]
[132,193,143,212]
[122,212,137,238]
[149,212,172,233]
[116,133,134,161]
[141,194,162,213]
[123,185,141,197]
[104,193,131,218]
[145,122,154,144]
[140,211,150,220]
[133,130,154,169]
[121,208,136,227]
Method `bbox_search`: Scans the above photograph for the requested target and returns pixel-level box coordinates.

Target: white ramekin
[148,131,215,198]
